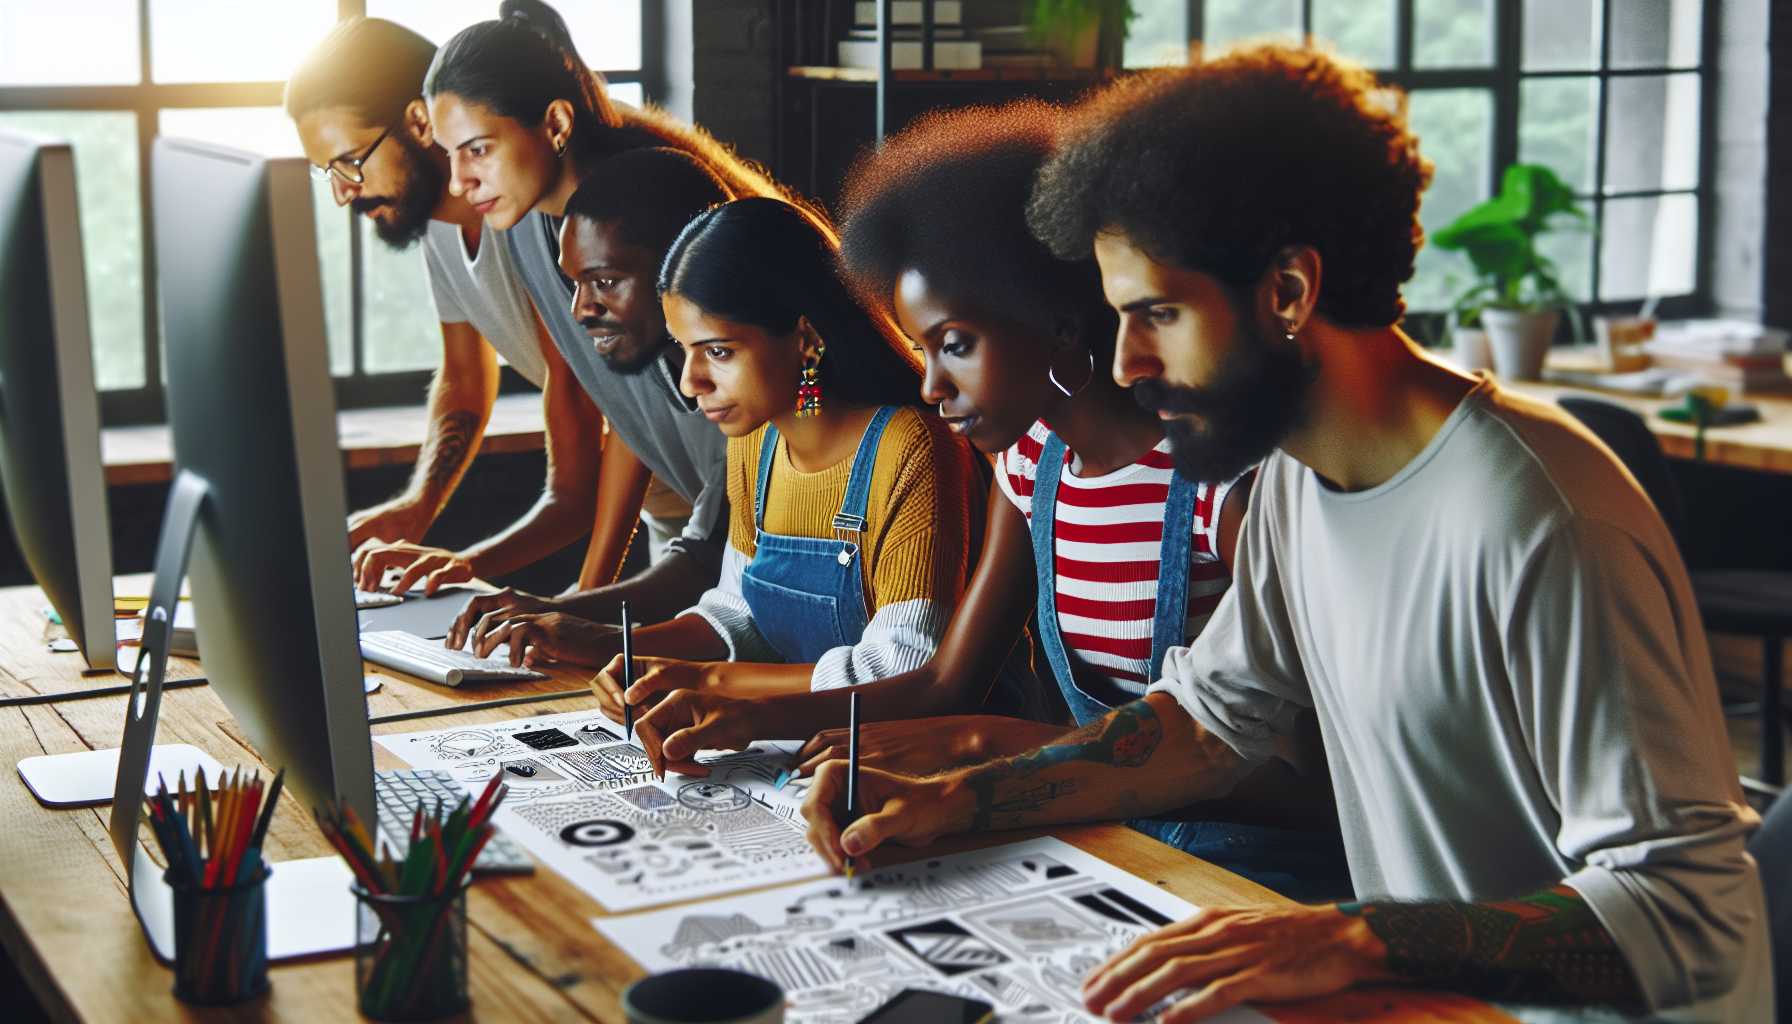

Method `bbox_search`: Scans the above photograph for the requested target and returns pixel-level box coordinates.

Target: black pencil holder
[166,864,271,1006]
[353,882,471,1022]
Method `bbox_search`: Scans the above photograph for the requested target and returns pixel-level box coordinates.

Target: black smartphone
[857,989,995,1024]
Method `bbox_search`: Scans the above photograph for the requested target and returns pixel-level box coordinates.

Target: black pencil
[621,601,635,742]
[845,690,860,882]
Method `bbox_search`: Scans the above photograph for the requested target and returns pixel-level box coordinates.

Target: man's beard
[348,135,442,250]
[581,318,668,375]
[1132,321,1319,485]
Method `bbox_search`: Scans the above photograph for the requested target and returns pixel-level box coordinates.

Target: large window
[0,0,649,423]
[1124,0,1710,321]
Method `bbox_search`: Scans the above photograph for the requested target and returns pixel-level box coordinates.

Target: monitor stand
[16,474,222,806]
[28,473,356,961]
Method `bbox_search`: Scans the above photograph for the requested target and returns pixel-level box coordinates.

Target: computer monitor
[0,131,117,672]
[112,136,376,838]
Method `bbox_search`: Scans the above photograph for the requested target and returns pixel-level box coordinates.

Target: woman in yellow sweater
[568,196,990,718]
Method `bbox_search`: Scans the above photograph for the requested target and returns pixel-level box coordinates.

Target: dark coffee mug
[621,967,784,1024]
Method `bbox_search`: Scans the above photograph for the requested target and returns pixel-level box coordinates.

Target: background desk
[99,392,547,489]
[0,579,1511,1022]
[1503,377,1792,475]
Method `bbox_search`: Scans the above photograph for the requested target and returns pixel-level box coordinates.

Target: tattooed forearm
[967,700,1164,831]
[421,410,480,498]
[1340,885,1644,1009]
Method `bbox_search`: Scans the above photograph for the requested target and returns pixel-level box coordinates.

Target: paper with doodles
[595,837,1271,1023]
[376,709,825,910]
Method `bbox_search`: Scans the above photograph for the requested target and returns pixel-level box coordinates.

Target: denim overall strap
[1149,468,1199,679]
[1030,432,1200,724]
[833,406,897,540]
[1029,432,1112,726]
[752,422,781,532]
[738,406,899,664]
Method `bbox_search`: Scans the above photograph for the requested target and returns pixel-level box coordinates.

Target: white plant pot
[1482,307,1561,381]
[1450,324,1493,372]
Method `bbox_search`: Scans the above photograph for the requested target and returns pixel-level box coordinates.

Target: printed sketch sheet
[594,837,1271,1024]
[375,709,826,910]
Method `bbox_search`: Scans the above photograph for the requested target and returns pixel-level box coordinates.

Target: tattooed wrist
[1339,885,1644,1009]
[962,699,1163,832]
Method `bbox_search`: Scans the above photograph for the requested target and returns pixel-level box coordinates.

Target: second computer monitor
[0,131,116,672]
[148,136,373,824]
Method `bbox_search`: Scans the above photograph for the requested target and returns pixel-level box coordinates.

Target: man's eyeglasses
[310,125,394,185]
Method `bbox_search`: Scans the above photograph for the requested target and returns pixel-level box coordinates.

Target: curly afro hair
[837,100,1111,344]
[1027,45,1433,328]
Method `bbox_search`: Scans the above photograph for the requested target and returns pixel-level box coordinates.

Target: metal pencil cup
[167,864,271,1005]
[353,882,471,1022]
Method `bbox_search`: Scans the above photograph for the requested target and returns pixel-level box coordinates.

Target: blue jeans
[1127,817,1353,905]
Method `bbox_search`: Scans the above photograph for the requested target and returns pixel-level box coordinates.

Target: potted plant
[1431,163,1588,381]
[1026,0,1135,70]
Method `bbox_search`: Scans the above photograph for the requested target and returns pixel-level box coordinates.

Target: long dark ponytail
[659,198,923,410]
[423,0,621,162]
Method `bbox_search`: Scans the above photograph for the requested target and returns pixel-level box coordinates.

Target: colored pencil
[317,775,508,1019]
[136,767,284,1001]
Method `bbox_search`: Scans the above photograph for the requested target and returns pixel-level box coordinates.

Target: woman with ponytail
[399,0,820,653]
[424,0,790,230]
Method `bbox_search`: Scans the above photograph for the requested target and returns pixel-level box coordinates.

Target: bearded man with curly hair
[801,45,1771,1022]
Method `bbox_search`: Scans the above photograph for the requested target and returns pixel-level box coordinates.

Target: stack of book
[837,1,982,71]
[1645,320,1792,394]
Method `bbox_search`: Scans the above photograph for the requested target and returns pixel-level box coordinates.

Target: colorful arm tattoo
[1339,884,1645,1009]
[966,699,1164,831]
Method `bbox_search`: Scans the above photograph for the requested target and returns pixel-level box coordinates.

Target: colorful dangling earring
[795,359,823,417]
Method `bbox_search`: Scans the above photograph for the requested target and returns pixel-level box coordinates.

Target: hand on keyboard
[466,612,623,671]
[352,541,475,596]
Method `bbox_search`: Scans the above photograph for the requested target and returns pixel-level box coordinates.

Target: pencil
[845,690,860,882]
[620,601,635,743]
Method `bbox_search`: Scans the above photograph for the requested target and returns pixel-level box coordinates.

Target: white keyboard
[374,769,533,874]
[359,629,548,687]
[354,589,405,609]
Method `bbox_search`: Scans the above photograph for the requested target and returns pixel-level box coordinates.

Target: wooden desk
[99,392,546,488]
[1502,377,1792,475]
[0,580,1510,1022]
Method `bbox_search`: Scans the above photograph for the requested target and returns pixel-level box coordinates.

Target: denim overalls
[739,407,897,662]
[1030,429,1350,902]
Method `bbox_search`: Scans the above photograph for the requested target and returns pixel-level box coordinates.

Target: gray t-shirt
[1148,378,1770,1021]
[422,219,549,388]
[507,212,728,570]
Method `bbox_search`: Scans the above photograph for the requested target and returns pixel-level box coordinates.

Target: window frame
[1172,0,1715,324]
[0,0,657,425]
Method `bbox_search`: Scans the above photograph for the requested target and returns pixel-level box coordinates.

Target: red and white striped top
[996,420,1236,698]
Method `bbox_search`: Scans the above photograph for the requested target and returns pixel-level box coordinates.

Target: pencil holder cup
[166,864,271,1005]
[353,882,471,1022]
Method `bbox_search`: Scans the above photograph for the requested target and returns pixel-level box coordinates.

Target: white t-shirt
[421,219,549,389]
[1148,378,1771,1021]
